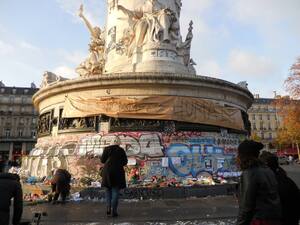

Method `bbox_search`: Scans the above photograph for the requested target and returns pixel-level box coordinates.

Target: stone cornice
[33,72,254,109]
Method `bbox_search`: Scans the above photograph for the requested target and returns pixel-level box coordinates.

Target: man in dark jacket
[260,151,300,225]
[51,169,71,204]
[0,173,23,225]
[0,155,4,172]
[101,136,128,217]
[236,140,281,225]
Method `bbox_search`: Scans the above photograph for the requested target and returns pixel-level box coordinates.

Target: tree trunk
[296,142,300,160]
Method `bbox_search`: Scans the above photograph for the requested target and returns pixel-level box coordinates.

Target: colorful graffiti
[22,131,243,183]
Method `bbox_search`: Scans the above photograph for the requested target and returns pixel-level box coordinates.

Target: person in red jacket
[0,173,23,225]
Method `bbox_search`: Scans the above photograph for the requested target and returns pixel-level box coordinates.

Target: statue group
[76,4,105,77]
[76,0,194,77]
[116,0,182,55]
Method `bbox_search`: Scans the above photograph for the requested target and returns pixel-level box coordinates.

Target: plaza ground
[21,164,300,225]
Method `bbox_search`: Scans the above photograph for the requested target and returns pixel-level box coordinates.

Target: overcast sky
[0,0,299,97]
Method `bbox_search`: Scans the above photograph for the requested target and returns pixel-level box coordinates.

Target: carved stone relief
[38,110,54,136]
[58,109,95,131]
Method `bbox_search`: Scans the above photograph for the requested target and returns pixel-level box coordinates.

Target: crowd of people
[0,139,299,225]
[236,140,300,225]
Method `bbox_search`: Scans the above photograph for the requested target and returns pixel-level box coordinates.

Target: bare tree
[285,57,300,99]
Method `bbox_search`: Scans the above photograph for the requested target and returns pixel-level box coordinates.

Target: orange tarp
[63,95,245,131]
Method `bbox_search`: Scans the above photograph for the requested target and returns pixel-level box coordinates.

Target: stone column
[22,142,26,155]
[9,142,13,160]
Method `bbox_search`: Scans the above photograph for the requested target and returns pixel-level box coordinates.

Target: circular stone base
[27,72,253,185]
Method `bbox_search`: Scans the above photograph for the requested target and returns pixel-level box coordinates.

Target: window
[259,114,262,120]
[252,115,255,120]
[32,118,37,124]
[0,88,5,93]
[31,130,36,138]
[9,96,14,103]
[260,121,263,130]
[269,133,272,139]
[12,89,16,94]
[21,107,25,113]
[18,130,23,137]
[22,97,27,104]
[268,123,271,130]
[8,107,13,112]
[267,114,270,120]
[5,129,10,137]
[24,89,28,94]
[19,118,24,124]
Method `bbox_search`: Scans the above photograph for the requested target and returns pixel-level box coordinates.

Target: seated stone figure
[117,0,179,54]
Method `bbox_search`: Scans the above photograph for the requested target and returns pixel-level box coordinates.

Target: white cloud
[197,60,222,78]
[56,0,106,27]
[0,40,15,56]
[182,0,213,14]
[19,41,40,52]
[57,49,87,64]
[227,0,300,39]
[228,49,277,78]
[53,65,77,78]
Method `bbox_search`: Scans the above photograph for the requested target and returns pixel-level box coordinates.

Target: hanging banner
[62,95,245,131]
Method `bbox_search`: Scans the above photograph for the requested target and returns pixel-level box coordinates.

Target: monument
[23,0,253,187]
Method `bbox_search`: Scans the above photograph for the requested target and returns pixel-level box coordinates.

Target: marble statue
[40,71,68,89]
[177,20,194,67]
[76,4,105,77]
[237,81,249,89]
[117,0,180,56]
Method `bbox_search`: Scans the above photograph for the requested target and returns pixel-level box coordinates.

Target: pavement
[20,164,299,225]
[22,196,239,225]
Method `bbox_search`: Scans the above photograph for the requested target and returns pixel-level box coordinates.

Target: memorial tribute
[24,0,253,188]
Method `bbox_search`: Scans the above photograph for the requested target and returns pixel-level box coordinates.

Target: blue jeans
[106,187,119,214]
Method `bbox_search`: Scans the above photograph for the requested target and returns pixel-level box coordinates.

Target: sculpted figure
[40,71,68,89]
[177,21,194,66]
[117,0,179,56]
[76,4,105,76]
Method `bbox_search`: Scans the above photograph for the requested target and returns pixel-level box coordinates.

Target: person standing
[260,151,300,225]
[51,169,71,204]
[0,155,4,173]
[236,140,281,225]
[0,173,23,225]
[101,136,128,217]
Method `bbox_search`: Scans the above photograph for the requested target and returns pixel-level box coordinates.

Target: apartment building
[248,95,282,152]
[0,81,39,161]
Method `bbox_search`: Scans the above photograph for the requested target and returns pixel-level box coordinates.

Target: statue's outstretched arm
[78,4,95,36]
[117,5,136,18]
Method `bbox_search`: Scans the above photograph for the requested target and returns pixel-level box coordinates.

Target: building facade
[0,82,39,161]
[248,95,282,152]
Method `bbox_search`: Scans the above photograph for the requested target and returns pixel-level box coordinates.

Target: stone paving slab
[22,196,239,225]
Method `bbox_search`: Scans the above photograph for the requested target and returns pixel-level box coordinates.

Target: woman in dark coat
[51,169,71,204]
[236,140,281,225]
[101,136,128,217]
[260,151,300,225]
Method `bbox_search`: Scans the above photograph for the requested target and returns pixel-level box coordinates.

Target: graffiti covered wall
[22,131,244,184]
